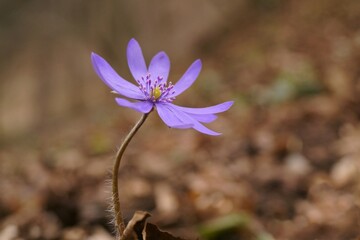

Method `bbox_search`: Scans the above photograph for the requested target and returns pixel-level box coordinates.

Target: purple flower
[91,39,233,135]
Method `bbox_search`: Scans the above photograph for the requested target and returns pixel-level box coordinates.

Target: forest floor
[1,1,360,240]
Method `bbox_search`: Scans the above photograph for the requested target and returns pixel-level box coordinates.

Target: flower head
[91,38,233,135]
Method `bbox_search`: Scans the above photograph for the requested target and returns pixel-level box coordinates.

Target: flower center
[137,73,176,103]
[152,86,162,100]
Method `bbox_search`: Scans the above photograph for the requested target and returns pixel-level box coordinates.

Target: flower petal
[159,104,221,136]
[187,113,218,123]
[192,121,221,135]
[171,59,202,97]
[170,101,234,114]
[149,51,170,82]
[115,98,153,113]
[127,38,147,82]
[91,53,144,99]
[156,103,193,129]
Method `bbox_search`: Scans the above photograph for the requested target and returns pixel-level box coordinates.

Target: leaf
[144,223,189,240]
[121,211,193,240]
[198,213,249,240]
[121,211,151,240]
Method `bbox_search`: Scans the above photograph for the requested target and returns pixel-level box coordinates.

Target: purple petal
[172,108,221,136]
[127,38,147,82]
[149,51,170,82]
[91,53,144,99]
[170,101,234,114]
[115,98,153,113]
[192,121,221,135]
[156,103,193,129]
[159,104,221,136]
[171,59,202,97]
[187,113,218,123]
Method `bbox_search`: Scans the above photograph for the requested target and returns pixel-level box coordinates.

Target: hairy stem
[112,112,151,238]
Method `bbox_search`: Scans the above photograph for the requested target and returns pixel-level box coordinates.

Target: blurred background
[1,0,360,239]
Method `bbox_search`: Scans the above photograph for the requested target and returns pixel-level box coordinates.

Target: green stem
[112,112,151,238]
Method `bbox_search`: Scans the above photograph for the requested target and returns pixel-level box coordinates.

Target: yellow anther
[153,87,162,100]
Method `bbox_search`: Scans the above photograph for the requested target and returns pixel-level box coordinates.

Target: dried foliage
[1,0,360,240]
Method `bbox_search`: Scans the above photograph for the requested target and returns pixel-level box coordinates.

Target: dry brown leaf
[121,211,192,240]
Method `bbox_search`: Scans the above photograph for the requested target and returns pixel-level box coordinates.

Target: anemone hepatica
[91,39,233,135]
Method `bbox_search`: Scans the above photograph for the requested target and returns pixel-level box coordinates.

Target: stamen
[137,74,176,103]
